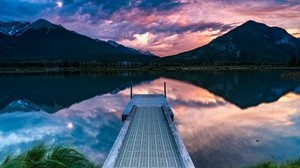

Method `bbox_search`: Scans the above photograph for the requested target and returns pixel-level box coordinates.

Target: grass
[250,158,300,168]
[0,143,97,168]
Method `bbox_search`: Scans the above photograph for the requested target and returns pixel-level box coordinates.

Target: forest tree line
[0,60,299,69]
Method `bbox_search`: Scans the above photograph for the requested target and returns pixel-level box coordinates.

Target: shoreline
[0,66,299,74]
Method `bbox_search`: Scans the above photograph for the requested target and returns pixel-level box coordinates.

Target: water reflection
[0,73,159,110]
[164,71,300,108]
[0,72,300,167]
[0,94,129,164]
[121,78,300,167]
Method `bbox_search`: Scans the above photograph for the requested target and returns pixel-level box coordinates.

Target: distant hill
[0,19,157,62]
[166,20,300,64]
[107,40,155,57]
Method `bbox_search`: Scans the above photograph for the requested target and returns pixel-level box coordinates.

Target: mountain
[107,40,155,56]
[164,71,300,109]
[0,100,51,113]
[167,20,300,64]
[0,21,30,35]
[0,19,157,61]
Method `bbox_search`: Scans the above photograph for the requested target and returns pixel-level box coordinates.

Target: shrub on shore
[250,158,300,168]
[0,144,97,168]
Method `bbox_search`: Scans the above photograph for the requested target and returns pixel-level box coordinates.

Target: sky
[1,0,300,56]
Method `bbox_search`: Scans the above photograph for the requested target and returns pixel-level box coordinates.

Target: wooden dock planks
[103,94,195,168]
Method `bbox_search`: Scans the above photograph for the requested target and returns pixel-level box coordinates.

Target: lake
[0,70,299,167]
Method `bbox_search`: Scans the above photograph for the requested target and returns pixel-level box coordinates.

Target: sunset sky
[1,0,300,56]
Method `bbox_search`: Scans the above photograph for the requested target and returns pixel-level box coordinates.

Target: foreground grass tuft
[250,158,300,168]
[0,143,97,168]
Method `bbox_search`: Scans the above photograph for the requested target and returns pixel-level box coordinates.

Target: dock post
[164,82,166,97]
[130,82,133,99]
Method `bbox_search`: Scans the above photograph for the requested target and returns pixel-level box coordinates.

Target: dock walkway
[103,94,195,168]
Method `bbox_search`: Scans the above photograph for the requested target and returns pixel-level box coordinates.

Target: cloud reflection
[0,93,130,164]
[0,77,299,167]
[122,77,300,167]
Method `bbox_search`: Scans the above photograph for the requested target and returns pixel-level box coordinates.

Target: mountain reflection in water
[0,71,299,167]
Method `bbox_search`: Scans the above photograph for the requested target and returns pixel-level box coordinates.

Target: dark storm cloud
[138,0,183,11]
[47,0,188,41]
[59,0,130,22]
[1,0,184,23]
[149,21,234,35]
[96,20,234,41]
[0,0,56,21]
[56,0,183,24]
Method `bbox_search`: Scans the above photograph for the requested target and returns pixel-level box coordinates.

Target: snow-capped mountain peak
[0,19,63,36]
[0,21,30,35]
[0,100,41,113]
[107,40,120,47]
[107,40,156,56]
[137,49,155,56]
[0,19,158,60]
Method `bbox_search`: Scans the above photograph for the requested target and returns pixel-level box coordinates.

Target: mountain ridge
[0,19,157,61]
[1,19,299,64]
[0,21,30,36]
[165,20,300,64]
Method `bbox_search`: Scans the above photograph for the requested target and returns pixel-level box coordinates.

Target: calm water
[0,71,299,167]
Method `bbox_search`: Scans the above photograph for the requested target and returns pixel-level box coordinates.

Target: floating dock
[103,94,195,168]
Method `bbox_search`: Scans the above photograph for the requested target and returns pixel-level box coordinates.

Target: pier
[103,84,195,168]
